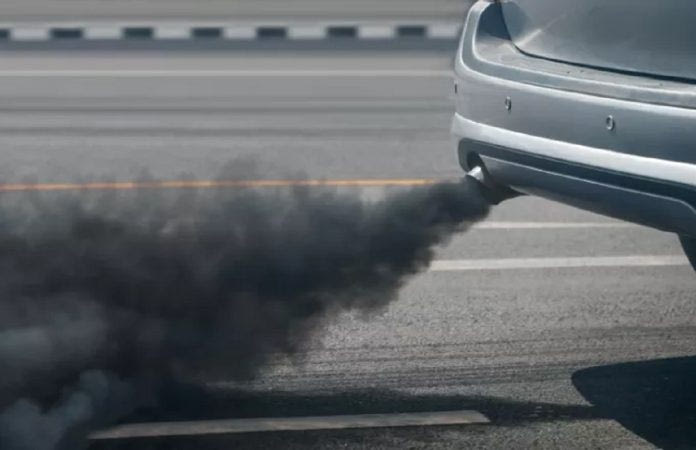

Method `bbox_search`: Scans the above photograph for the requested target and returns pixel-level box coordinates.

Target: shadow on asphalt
[90,356,696,450]
[573,355,696,450]
[90,386,599,449]
[128,384,601,424]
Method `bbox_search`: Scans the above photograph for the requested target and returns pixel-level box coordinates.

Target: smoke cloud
[0,174,490,449]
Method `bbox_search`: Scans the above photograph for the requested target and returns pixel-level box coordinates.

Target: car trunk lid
[501,0,696,82]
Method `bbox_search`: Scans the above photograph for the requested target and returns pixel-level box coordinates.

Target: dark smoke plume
[0,175,489,449]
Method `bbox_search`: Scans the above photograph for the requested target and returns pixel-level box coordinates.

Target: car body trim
[452,113,696,190]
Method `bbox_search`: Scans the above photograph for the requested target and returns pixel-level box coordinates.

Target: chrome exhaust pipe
[466,163,520,205]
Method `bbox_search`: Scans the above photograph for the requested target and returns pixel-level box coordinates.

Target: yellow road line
[0,178,443,193]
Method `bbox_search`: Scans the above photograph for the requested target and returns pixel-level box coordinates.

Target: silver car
[452,0,696,270]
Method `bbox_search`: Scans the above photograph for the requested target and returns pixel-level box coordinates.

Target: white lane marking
[10,27,50,41]
[154,26,191,40]
[427,23,462,39]
[430,255,689,272]
[223,26,257,39]
[471,222,638,230]
[0,70,452,78]
[90,410,489,439]
[288,25,327,39]
[358,25,397,39]
[84,26,122,40]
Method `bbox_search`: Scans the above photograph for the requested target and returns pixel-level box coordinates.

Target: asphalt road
[0,0,474,22]
[1,51,694,449]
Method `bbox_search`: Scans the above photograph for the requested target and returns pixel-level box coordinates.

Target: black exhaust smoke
[0,175,491,450]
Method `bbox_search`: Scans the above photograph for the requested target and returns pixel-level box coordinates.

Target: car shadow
[572,355,696,450]
[124,384,598,425]
[91,356,696,449]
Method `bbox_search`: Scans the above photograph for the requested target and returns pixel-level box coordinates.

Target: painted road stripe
[223,26,257,39]
[0,69,452,78]
[84,26,122,40]
[10,27,50,41]
[471,222,637,230]
[358,25,397,39]
[154,26,191,40]
[427,23,462,39]
[0,178,440,192]
[288,25,327,40]
[90,410,489,440]
[429,255,689,272]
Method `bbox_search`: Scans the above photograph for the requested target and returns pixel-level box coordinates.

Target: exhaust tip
[466,165,489,187]
[465,161,519,205]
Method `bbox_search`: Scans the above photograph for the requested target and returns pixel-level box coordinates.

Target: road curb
[0,23,462,42]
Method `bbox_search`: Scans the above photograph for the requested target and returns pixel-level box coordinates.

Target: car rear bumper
[452,1,696,235]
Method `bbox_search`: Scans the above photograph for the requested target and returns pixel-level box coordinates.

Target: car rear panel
[452,1,696,235]
[501,0,696,81]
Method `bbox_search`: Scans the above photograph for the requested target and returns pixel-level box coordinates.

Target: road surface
[0,51,693,449]
[0,0,474,23]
